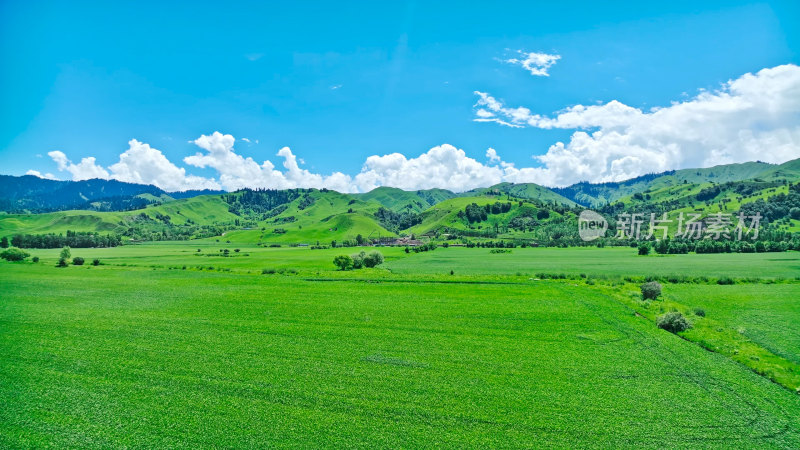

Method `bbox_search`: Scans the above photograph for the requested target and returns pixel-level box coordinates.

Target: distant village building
[388,237,423,247]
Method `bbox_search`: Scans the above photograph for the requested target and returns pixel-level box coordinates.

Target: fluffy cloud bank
[39,133,511,193]
[34,65,800,192]
[474,64,800,185]
[184,132,353,192]
[46,140,220,191]
[504,51,561,77]
[25,170,58,180]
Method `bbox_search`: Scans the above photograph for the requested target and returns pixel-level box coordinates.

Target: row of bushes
[639,281,695,333]
[404,243,437,253]
[0,246,101,267]
[333,251,385,270]
[2,232,122,249]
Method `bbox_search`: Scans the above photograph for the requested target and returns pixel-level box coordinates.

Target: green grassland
[405,195,570,237]
[246,190,395,244]
[554,158,799,207]
[0,195,239,236]
[3,158,798,244]
[385,246,800,279]
[355,186,455,212]
[668,284,800,365]
[2,160,800,447]
[464,182,578,206]
[2,260,800,447]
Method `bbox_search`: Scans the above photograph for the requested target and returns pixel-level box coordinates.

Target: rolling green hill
[464,182,578,207]
[406,195,576,240]
[554,159,796,207]
[356,186,455,212]
[0,195,239,239]
[221,189,396,245]
[2,158,798,244]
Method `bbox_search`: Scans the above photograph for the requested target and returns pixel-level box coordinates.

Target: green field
[386,246,800,279]
[2,245,800,447]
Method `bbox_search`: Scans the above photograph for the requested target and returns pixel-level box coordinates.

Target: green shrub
[0,248,30,262]
[363,251,384,268]
[693,308,706,317]
[640,281,662,300]
[333,255,353,271]
[262,268,277,274]
[657,312,691,333]
[717,276,735,285]
[72,257,85,266]
[637,243,650,255]
[92,258,101,266]
[56,257,68,267]
[32,256,40,263]
[351,251,366,269]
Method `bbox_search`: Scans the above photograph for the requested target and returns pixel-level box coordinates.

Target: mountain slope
[463,183,578,207]
[0,175,222,213]
[215,189,396,244]
[0,195,239,238]
[356,187,456,212]
[406,195,575,239]
[553,160,790,207]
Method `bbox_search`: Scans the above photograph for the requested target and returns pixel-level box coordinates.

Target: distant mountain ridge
[1,157,798,245]
[0,175,223,213]
[2,158,798,214]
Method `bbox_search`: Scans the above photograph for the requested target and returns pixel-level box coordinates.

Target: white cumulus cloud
[474,64,800,186]
[25,170,58,180]
[109,139,220,191]
[46,142,219,191]
[505,51,561,77]
[48,150,110,181]
[353,144,504,192]
[184,131,353,192]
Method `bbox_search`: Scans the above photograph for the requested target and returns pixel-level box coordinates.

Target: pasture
[1,246,799,447]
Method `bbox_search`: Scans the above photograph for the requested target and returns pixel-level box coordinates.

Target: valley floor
[1,246,799,447]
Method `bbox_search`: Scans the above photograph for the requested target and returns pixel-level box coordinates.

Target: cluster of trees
[296,195,315,210]
[121,214,239,241]
[458,202,513,224]
[333,251,384,270]
[738,185,800,224]
[650,237,800,254]
[4,231,122,249]
[223,188,301,218]
[374,207,422,232]
[404,242,437,253]
[463,240,519,248]
[695,185,722,201]
[0,247,30,261]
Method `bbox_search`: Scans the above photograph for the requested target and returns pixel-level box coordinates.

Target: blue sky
[2,1,799,191]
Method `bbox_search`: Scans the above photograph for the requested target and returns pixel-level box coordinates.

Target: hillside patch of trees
[374,207,422,232]
[9,231,122,249]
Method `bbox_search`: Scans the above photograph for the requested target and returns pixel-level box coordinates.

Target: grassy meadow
[2,244,800,447]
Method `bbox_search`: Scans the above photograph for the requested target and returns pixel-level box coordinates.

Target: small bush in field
[333,255,353,271]
[0,248,29,262]
[363,251,384,268]
[640,281,662,300]
[657,312,691,333]
[72,257,85,266]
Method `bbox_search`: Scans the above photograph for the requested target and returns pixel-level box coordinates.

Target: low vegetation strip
[605,283,800,393]
[1,263,799,447]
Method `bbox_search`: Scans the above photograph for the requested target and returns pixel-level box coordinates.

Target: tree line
[2,231,122,249]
